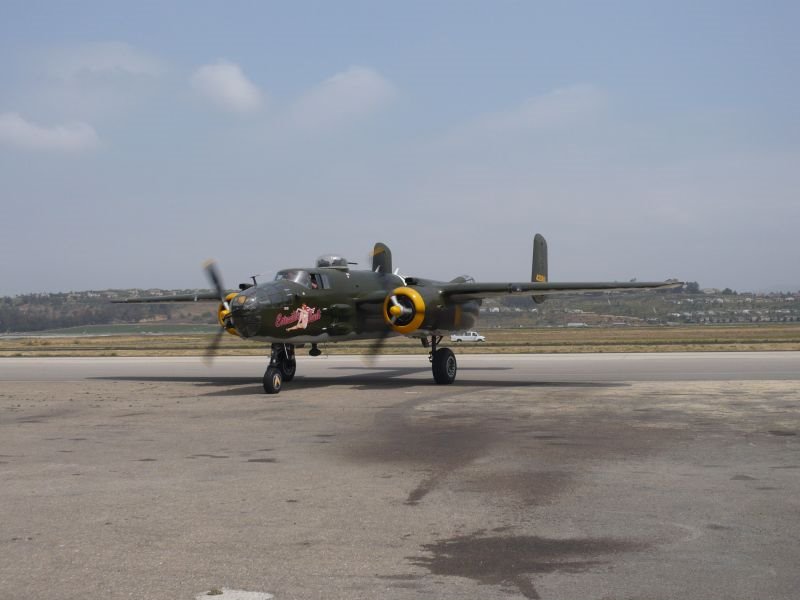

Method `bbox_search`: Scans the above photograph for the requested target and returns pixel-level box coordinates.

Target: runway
[1,353,799,599]
[1,350,799,383]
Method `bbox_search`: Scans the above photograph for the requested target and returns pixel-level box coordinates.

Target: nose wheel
[263,344,296,394]
[263,367,283,394]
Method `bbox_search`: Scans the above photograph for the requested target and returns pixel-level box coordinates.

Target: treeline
[0,292,177,333]
[2,285,796,333]
[485,290,681,327]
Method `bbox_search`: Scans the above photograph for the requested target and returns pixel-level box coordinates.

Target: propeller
[386,294,415,325]
[203,260,230,364]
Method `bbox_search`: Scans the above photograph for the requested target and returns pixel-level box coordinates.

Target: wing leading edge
[440,280,682,303]
[111,292,221,304]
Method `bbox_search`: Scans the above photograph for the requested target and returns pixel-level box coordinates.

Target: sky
[1,1,799,295]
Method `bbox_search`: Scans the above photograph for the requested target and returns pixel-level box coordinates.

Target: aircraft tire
[280,358,297,382]
[432,348,457,384]
[263,367,283,394]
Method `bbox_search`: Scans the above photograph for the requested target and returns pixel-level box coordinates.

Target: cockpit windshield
[274,270,311,287]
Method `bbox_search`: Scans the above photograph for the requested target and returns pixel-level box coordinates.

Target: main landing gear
[262,338,457,394]
[422,335,457,385]
[263,343,296,394]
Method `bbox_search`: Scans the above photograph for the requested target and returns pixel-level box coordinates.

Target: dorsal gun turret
[316,255,350,270]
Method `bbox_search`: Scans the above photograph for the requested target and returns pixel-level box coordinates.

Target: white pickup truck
[450,331,486,343]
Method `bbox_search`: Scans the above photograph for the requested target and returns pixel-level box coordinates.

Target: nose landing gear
[263,343,296,394]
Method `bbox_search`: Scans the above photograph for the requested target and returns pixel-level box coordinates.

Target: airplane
[113,234,681,394]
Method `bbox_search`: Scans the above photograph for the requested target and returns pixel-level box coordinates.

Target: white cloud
[35,42,166,120]
[463,84,608,135]
[48,42,165,79]
[191,61,264,113]
[290,66,395,129]
[0,112,99,151]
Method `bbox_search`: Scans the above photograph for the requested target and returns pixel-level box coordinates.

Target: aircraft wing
[440,280,682,303]
[111,292,222,303]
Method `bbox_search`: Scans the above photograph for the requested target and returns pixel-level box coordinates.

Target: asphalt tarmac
[1,353,799,599]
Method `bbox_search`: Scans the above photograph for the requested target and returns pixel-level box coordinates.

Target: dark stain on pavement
[405,479,436,505]
[347,392,684,506]
[247,458,277,463]
[409,531,645,599]
[186,454,229,459]
[16,409,76,424]
[377,574,421,581]
[342,397,498,504]
[351,397,500,504]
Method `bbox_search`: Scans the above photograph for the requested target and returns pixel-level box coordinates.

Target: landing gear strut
[423,335,457,385]
[263,343,296,394]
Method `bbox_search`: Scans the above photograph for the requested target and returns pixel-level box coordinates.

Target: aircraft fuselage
[228,268,480,343]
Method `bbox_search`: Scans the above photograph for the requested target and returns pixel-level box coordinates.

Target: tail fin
[371,243,392,274]
[531,233,548,304]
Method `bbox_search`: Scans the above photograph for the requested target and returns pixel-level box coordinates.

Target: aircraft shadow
[285,376,626,393]
[327,365,512,372]
[93,370,627,396]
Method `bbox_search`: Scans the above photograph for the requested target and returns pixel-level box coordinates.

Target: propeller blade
[203,326,226,365]
[362,330,391,367]
[203,260,228,308]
